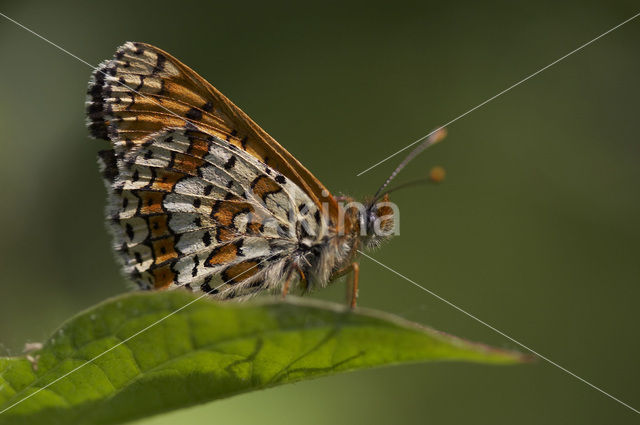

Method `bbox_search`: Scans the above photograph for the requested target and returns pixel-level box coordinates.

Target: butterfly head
[355,127,448,248]
[360,193,396,249]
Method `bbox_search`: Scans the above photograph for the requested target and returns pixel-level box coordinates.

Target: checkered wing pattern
[99,128,327,299]
[86,42,335,299]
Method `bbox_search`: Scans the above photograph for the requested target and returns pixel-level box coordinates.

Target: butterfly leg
[281,273,293,299]
[347,263,360,309]
[330,263,360,308]
[281,267,307,299]
[298,268,308,292]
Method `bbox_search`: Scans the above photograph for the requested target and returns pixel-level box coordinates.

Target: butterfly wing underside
[86,42,337,298]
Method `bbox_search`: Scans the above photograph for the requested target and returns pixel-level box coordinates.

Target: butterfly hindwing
[103,128,327,299]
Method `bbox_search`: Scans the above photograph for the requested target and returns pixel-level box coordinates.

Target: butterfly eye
[363,194,397,243]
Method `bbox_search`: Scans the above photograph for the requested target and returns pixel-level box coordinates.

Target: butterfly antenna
[372,127,447,201]
[376,168,445,199]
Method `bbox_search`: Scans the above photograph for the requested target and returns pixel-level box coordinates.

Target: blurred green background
[1,1,639,424]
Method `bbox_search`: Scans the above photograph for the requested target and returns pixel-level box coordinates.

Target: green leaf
[0,291,527,425]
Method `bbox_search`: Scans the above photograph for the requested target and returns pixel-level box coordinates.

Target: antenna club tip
[429,166,446,183]
[431,127,448,144]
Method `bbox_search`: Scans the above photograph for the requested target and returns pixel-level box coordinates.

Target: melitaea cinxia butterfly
[86,42,445,307]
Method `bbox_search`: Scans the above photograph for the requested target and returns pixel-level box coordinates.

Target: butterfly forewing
[86,41,340,223]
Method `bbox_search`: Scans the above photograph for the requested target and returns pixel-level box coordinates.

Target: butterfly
[86,42,445,307]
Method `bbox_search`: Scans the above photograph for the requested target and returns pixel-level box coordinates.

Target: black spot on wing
[210,200,222,218]
[152,53,166,74]
[97,149,119,183]
[200,276,218,294]
[224,155,236,170]
[134,75,145,91]
[125,223,134,240]
[132,43,145,55]
[186,107,203,121]
[234,239,244,256]
[226,129,238,142]
[192,255,199,277]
